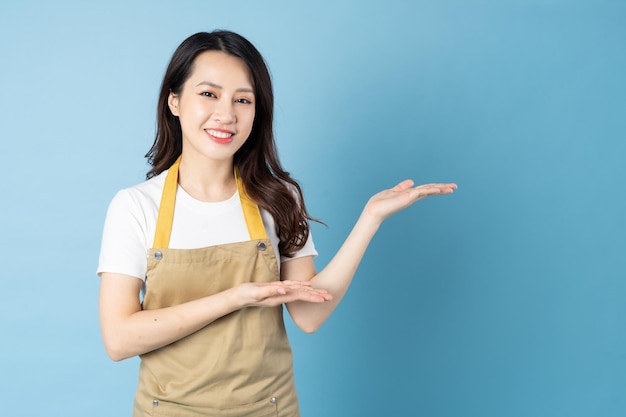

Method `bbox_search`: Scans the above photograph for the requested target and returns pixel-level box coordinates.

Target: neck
[177,153,237,202]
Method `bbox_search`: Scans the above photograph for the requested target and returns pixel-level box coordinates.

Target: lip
[205,128,235,144]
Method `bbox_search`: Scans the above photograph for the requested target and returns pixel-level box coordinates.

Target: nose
[213,99,235,124]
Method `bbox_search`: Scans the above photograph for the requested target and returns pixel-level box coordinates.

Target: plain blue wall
[1,1,624,416]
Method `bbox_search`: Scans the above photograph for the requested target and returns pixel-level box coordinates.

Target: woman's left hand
[363,180,457,224]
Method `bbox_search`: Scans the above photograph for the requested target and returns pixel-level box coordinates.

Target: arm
[99,273,331,361]
[284,180,457,333]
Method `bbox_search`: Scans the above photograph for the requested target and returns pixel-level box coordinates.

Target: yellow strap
[235,167,268,240]
[152,157,267,248]
[152,157,181,248]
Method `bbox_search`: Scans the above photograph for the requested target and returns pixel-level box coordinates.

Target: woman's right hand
[235,280,332,307]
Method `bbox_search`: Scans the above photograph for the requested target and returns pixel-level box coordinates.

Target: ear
[168,91,180,116]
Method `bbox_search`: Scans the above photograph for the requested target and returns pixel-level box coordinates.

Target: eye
[235,98,253,105]
[200,91,217,98]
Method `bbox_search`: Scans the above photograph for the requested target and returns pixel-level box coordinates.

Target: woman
[98,30,456,417]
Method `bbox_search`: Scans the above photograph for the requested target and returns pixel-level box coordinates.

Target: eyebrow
[196,81,254,94]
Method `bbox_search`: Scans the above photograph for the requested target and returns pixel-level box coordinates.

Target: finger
[405,186,441,199]
[266,281,331,300]
[263,290,331,306]
[282,284,332,299]
[284,285,331,298]
[413,184,457,196]
[256,284,287,298]
[288,289,333,303]
[281,280,314,287]
[391,179,415,192]
[414,183,457,190]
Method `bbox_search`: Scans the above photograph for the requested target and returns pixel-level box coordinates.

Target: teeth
[207,129,233,139]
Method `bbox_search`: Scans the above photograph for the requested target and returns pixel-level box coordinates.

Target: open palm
[364,180,457,223]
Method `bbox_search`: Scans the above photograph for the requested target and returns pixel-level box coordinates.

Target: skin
[99,51,457,361]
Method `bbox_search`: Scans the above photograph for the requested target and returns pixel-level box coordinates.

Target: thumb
[391,179,414,191]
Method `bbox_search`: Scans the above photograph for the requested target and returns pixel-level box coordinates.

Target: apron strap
[235,167,268,241]
[152,157,267,249]
[152,157,180,248]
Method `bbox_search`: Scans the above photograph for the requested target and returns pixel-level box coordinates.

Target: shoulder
[98,172,168,279]
[108,171,167,214]
[122,171,167,202]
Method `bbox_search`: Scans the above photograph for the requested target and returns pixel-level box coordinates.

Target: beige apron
[133,158,300,417]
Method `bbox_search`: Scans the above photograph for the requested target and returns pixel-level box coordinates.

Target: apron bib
[133,157,300,417]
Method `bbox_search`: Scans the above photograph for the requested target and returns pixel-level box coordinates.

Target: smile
[206,129,234,144]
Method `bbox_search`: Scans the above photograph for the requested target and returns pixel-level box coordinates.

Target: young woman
[98,30,456,417]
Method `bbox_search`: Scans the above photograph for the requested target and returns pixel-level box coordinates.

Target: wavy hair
[145,30,316,256]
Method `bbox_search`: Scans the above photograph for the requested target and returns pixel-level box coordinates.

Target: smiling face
[168,50,256,166]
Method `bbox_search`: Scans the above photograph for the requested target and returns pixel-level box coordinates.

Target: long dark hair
[145,30,316,256]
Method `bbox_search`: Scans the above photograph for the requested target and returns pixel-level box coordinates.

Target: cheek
[241,110,256,131]
[180,98,213,118]
[248,112,257,128]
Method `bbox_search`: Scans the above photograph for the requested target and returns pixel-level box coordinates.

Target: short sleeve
[97,189,152,280]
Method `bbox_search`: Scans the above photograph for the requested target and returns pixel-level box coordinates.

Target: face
[168,51,255,165]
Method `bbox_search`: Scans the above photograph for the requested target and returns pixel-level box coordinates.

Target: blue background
[1,1,624,416]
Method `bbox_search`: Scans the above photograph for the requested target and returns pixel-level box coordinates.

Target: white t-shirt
[97,170,317,281]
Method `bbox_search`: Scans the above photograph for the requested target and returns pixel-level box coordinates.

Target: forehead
[188,50,253,88]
